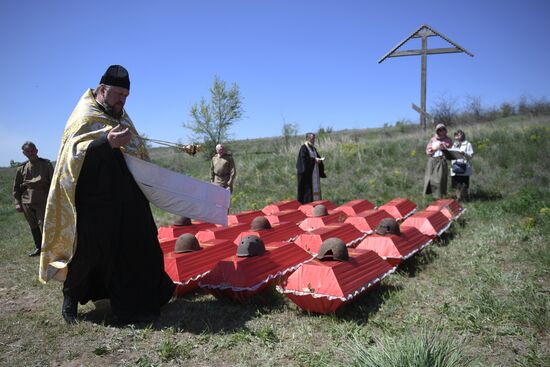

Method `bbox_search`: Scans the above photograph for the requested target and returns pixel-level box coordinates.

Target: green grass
[347,329,473,367]
[0,116,549,366]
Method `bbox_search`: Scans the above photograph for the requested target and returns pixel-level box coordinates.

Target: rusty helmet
[316,237,349,261]
[375,218,401,236]
[250,216,272,231]
[312,204,328,217]
[173,216,192,226]
[236,235,266,257]
[174,233,201,253]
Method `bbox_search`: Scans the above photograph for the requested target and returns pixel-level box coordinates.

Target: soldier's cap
[174,233,201,253]
[375,217,401,236]
[316,237,349,262]
[237,235,266,257]
[250,216,271,231]
[173,216,192,226]
[312,204,328,217]
[100,65,130,91]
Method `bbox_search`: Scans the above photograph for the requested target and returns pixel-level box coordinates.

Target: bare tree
[431,93,458,126]
[464,95,483,122]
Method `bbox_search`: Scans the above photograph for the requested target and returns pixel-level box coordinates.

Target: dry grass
[0,116,549,366]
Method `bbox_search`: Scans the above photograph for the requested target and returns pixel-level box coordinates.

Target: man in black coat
[296,132,326,204]
[46,65,175,324]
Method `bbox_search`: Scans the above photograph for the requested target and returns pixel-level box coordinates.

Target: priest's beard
[99,100,123,119]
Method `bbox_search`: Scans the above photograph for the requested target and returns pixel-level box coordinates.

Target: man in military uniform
[210,143,236,193]
[13,142,54,256]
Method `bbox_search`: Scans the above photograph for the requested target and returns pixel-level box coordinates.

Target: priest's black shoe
[62,295,78,324]
[28,248,41,257]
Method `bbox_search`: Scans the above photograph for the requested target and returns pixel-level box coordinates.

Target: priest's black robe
[63,136,175,322]
[296,144,326,204]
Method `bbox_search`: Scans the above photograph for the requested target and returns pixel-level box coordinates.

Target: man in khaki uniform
[13,142,54,256]
[210,143,236,193]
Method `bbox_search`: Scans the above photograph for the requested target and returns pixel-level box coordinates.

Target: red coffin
[335,199,376,216]
[157,221,217,240]
[265,209,307,226]
[163,240,237,296]
[234,222,305,245]
[278,248,396,314]
[159,237,177,254]
[355,227,432,266]
[299,211,348,231]
[345,209,393,233]
[227,210,265,225]
[294,223,366,254]
[262,200,301,215]
[196,223,250,243]
[425,199,465,220]
[401,210,451,238]
[378,198,417,220]
[298,200,336,216]
[199,242,313,303]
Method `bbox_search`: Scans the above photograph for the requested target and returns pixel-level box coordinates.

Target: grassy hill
[0,115,548,366]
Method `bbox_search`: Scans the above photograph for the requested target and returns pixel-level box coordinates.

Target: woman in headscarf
[423,123,453,198]
[450,129,474,201]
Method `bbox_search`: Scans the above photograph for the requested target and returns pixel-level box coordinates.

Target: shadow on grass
[468,188,503,202]
[397,247,438,277]
[433,230,454,247]
[158,286,288,334]
[82,286,288,333]
[332,283,403,324]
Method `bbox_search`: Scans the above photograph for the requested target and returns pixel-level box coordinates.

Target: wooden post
[420,35,428,130]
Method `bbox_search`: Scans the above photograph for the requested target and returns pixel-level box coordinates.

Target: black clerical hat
[100,65,130,90]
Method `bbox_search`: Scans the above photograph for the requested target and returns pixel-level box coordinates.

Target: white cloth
[450,140,474,177]
[124,154,230,225]
[431,140,444,158]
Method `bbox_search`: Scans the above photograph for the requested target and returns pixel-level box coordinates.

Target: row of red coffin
[157,198,464,314]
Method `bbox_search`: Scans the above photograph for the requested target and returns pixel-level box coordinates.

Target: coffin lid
[401,210,452,237]
[335,199,376,216]
[164,240,237,286]
[379,198,417,220]
[200,242,313,291]
[279,248,395,301]
[356,227,432,260]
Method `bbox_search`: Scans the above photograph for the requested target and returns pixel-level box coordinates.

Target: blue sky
[1,0,549,166]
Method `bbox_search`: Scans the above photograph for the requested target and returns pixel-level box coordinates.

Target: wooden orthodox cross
[378,24,473,130]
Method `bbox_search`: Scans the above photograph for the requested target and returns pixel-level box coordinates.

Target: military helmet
[375,218,401,236]
[173,216,192,226]
[174,233,201,253]
[312,204,328,217]
[316,237,349,262]
[237,235,266,257]
[250,216,272,231]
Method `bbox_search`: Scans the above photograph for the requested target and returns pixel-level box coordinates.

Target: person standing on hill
[39,65,175,324]
[450,129,474,201]
[211,143,236,193]
[296,132,326,204]
[423,123,453,198]
[13,142,54,257]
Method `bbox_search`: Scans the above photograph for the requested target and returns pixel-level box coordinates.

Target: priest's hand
[108,124,131,148]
